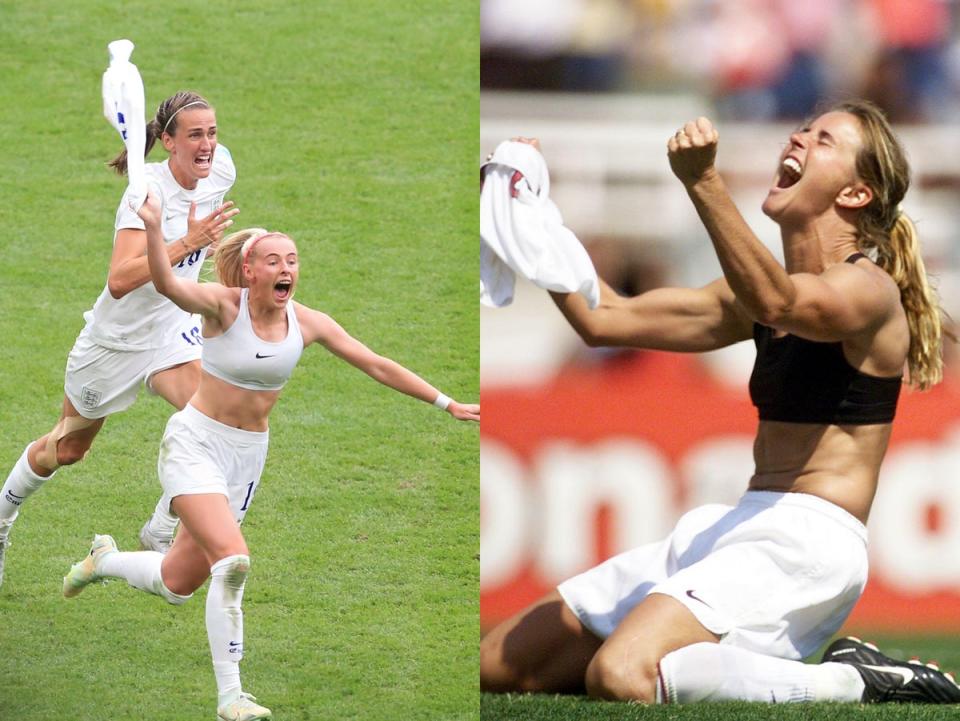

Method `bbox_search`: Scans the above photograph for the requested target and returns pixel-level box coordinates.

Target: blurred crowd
[481,0,960,123]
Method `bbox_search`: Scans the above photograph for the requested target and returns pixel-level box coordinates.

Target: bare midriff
[748,420,893,524]
[188,371,281,432]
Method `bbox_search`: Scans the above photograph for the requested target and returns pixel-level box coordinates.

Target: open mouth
[194,153,212,170]
[776,156,802,189]
[274,280,292,301]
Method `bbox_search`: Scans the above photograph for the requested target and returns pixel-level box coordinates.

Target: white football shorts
[557,490,868,661]
[64,315,204,419]
[158,403,268,523]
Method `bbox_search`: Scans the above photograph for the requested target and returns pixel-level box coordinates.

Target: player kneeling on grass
[62,191,479,721]
[480,102,960,705]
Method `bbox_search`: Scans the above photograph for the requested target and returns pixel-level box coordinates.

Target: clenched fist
[667,117,719,187]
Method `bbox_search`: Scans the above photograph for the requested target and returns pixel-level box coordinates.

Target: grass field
[481,636,960,720]
[0,2,478,720]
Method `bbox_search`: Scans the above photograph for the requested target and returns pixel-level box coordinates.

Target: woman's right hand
[183,201,240,251]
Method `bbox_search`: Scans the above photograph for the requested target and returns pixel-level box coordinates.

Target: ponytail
[867,213,943,390]
[832,99,949,390]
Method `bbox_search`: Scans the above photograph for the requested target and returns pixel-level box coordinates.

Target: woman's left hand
[667,117,719,187]
[136,190,162,227]
[448,401,480,422]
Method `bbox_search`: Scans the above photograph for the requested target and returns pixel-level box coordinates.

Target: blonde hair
[834,100,946,390]
[213,227,268,288]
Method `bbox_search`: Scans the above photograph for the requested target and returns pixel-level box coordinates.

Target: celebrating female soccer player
[0,91,238,588]
[62,194,479,720]
[480,101,960,705]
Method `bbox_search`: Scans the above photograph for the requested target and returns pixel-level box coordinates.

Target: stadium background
[0,2,478,720]
[481,0,960,654]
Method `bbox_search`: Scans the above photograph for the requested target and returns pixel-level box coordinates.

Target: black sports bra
[747,253,902,425]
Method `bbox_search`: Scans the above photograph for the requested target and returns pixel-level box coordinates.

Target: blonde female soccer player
[62,191,479,720]
[480,101,960,705]
[0,91,238,589]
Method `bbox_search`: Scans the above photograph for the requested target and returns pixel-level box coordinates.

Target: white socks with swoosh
[208,554,250,707]
[0,445,53,530]
[658,642,865,703]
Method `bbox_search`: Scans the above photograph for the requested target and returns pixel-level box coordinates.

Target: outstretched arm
[550,276,753,352]
[503,136,752,351]
[137,192,235,318]
[296,304,479,422]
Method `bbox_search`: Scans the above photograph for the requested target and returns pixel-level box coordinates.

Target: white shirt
[82,145,236,350]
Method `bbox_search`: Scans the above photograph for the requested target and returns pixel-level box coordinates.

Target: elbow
[108,277,131,299]
[753,299,794,327]
[577,325,611,348]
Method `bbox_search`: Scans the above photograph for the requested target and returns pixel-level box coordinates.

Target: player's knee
[159,579,194,605]
[479,635,515,692]
[211,554,250,590]
[585,646,658,703]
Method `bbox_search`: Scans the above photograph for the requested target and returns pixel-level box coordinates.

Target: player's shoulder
[211,144,236,186]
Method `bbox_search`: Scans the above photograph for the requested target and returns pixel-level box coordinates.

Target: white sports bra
[201,289,304,391]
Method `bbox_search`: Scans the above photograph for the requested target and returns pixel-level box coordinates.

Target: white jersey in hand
[83,145,235,350]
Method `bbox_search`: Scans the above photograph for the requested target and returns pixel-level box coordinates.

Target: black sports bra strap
[845,252,868,264]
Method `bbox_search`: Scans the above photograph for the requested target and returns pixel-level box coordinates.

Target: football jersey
[82,145,236,350]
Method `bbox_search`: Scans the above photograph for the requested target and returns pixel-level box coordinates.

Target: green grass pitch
[0,2,478,720]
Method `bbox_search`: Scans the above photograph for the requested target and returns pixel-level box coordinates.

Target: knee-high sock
[207,555,250,706]
[0,445,54,529]
[143,494,179,538]
[658,642,865,703]
[98,550,192,604]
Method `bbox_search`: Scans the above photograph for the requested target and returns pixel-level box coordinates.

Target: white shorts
[557,491,868,661]
[64,316,203,419]
[158,404,269,523]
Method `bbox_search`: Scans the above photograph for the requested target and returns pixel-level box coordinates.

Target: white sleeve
[212,145,236,191]
[115,178,162,231]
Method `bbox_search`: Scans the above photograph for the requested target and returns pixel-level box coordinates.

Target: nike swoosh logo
[685,589,711,608]
[228,641,242,647]
[862,664,915,685]
[255,353,275,359]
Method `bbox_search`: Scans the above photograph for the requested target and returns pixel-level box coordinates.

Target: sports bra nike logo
[255,353,276,359]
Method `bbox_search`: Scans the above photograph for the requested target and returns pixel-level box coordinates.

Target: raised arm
[136,192,234,317]
[296,304,479,422]
[550,276,753,352]
[108,200,240,299]
[667,117,899,342]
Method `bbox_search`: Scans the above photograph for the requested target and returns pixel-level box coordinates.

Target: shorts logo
[685,589,712,608]
[80,386,103,410]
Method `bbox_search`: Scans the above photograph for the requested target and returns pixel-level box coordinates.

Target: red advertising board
[480,350,960,634]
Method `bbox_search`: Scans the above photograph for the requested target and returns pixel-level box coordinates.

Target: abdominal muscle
[188,371,282,432]
[748,420,894,524]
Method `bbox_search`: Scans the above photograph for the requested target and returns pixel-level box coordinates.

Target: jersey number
[177,249,203,268]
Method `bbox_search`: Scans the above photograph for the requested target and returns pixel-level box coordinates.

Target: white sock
[207,554,250,707]
[99,550,165,594]
[98,550,192,604]
[0,445,54,528]
[658,642,865,703]
[144,495,179,537]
